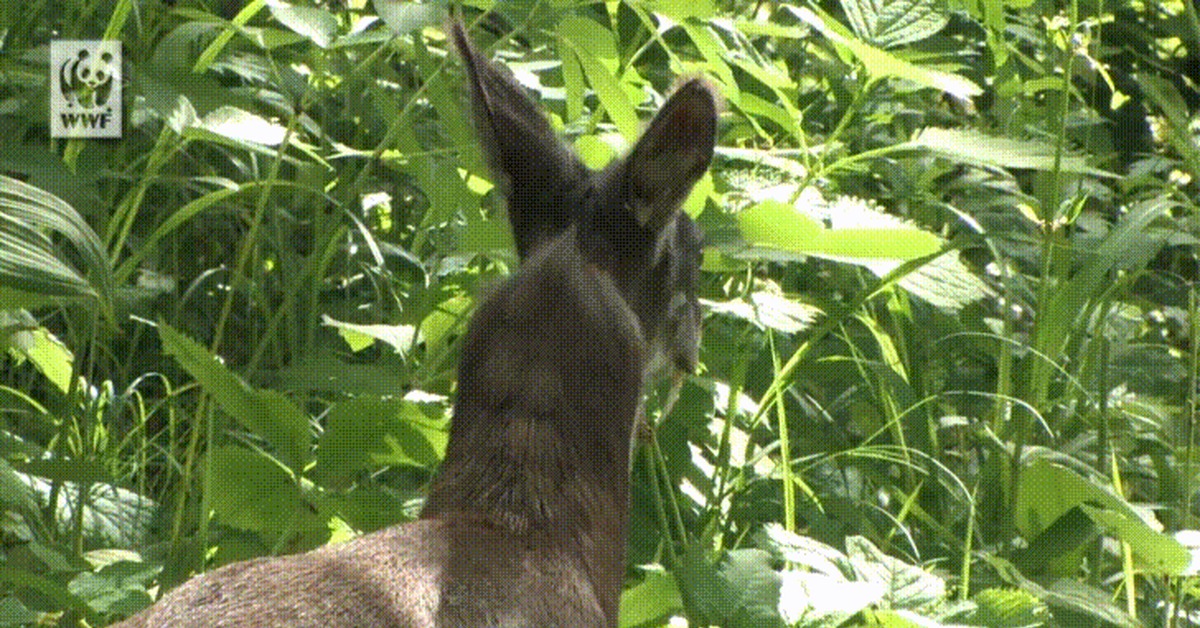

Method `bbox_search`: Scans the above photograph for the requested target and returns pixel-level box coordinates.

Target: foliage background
[1,0,1198,625]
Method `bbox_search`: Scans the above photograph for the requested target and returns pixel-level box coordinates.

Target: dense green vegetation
[2,0,1198,625]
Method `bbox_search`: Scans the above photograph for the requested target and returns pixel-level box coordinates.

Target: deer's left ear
[622,79,718,232]
[449,17,588,259]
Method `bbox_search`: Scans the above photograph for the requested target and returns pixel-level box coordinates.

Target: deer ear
[449,18,587,258]
[623,79,718,231]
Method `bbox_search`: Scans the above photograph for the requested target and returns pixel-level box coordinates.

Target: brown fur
[113,15,716,628]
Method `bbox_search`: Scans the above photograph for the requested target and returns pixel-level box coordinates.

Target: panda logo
[59,48,115,109]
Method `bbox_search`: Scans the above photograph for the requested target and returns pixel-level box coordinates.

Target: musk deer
[115,16,716,628]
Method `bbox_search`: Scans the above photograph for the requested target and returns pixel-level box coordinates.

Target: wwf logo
[50,41,122,138]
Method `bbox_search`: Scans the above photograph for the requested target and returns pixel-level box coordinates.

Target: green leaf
[158,322,311,471]
[907,127,1113,176]
[321,315,417,357]
[970,588,1049,628]
[557,19,639,140]
[619,569,682,627]
[736,197,943,265]
[635,0,715,19]
[2,316,74,393]
[371,0,444,36]
[791,6,980,99]
[314,396,447,488]
[703,290,820,334]
[843,536,945,609]
[0,176,113,319]
[676,544,784,628]
[1016,459,1189,576]
[208,445,314,533]
[840,0,949,47]
[267,0,338,48]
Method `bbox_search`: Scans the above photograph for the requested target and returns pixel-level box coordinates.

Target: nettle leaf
[371,0,444,36]
[789,6,980,98]
[703,290,820,334]
[322,314,417,357]
[969,588,1049,627]
[840,0,949,47]
[159,322,311,471]
[676,544,785,628]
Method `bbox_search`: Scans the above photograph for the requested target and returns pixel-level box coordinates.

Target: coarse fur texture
[114,14,717,628]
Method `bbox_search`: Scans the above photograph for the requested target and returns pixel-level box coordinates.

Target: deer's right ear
[622,79,717,232]
[449,17,586,258]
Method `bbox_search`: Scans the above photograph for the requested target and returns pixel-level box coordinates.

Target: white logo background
[50,40,122,138]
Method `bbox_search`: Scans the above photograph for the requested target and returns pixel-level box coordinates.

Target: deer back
[113,16,716,628]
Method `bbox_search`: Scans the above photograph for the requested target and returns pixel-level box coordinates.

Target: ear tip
[671,76,723,117]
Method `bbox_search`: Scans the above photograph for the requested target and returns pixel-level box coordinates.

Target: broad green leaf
[791,6,980,99]
[456,214,515,260]
[3,322,74,394]
[908,127,1113,176]
[314,396,447,488]
[676,544,785,628]
[321,315,417,357]
[636,0,715,19]
[840,0,949,47]
[268,0,338,48]
[619,569,682,627]
[208,445,312,533]
[372,0,444,35]
[844,536,945,609]
[1043,579,1140,628]
[1016,459,1189,576]
[193,106,289,146]
[970,588,1049,627]
[736,198,943,264]
[159,322,311,471]
[557,22,639,140]
[898,250,992,311]
[703,291,820,334]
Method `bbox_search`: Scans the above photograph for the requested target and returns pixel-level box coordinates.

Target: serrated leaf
[897,250,992,311]
[844,536,946,609]
[159,322,311,471]
[791,6,979,98]
[371,0,445,35]
[970,588,1048,628]
[703,291,820,334]
[1043,578,1140,628]
[840,0,949,47]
